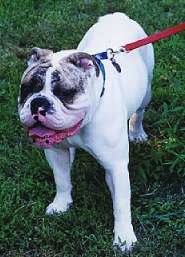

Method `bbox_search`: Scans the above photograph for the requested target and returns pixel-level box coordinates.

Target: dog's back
[78,13,154,117]
[78,12,154,81]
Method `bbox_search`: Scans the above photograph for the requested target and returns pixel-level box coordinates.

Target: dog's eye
[19,77,44,104]
[62,88,77,103]
[53,86,77,104]
[53,85,61,97]
[31,75,44,93]
[20,84,32,104]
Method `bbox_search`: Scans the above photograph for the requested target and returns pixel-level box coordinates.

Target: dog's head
[18,47,101,148]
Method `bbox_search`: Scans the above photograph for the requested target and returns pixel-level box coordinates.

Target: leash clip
[106,48,122,73]
[120,46,129,53]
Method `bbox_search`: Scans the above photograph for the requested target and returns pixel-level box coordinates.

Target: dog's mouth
[27,120,83,148]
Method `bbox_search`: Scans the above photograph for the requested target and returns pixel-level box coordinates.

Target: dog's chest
[55,134,83,149]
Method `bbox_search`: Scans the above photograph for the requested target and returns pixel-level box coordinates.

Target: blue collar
[94,51,108,60]
[93,54,107,97]
[93,50,122,97]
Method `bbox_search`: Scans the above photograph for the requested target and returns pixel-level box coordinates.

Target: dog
[18,12,154,251]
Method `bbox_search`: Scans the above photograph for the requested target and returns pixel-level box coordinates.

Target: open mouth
[28,120,83,148]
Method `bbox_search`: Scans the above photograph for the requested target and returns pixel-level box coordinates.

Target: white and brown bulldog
[18,12,154,251]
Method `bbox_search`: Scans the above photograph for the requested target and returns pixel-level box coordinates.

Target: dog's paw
[113,229,137,252]
[46,201,72,215]
[129,128,148,143]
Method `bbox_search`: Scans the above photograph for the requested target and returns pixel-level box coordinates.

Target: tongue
[28,126,56,138]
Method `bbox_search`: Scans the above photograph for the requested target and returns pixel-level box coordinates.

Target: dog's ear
[27,47,53,66]
[66,52,95,71]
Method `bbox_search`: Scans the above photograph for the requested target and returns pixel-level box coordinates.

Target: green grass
[0,0,185,256]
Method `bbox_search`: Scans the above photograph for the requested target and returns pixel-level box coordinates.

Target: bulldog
[18,12,154,251]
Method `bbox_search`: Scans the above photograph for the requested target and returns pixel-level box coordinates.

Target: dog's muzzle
[31,96,51,119]
[28,119,83,148]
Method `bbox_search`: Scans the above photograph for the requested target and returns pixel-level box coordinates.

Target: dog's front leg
[108,160,137,251]
[101,131,137,252]
[44,147,73,215]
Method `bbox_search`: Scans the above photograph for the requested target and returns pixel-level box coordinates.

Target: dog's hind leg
[129,84,151,143]
[129,39,154,143]
[129,108,147,142]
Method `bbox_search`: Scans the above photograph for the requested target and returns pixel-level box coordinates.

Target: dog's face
[18,48,100,148]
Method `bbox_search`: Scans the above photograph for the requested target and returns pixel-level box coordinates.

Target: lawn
[0,0,185,256]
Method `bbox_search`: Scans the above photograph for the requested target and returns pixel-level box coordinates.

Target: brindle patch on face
[51,65,85,105]
[51,52,101,105]
[19,62,51,105]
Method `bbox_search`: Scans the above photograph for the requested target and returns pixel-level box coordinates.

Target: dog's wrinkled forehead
[21,47,53,84]
[19,48,99,105]
[51,59,85,91]
[22,62,50,85]
[22,48,98,86]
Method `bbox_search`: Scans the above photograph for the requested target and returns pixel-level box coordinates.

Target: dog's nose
[31,96,51,116]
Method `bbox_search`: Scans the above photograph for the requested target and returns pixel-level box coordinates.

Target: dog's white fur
[22,13,155,251]
[45,13,154,251]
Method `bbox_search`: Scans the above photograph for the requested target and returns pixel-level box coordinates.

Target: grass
[0,0,185,256]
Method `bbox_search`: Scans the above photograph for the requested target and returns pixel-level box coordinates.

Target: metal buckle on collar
[106,48,122,73]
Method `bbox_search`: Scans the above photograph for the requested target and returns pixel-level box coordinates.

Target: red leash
[94,22,185,95]
[94,22,185,75]
[122,23,185,52]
